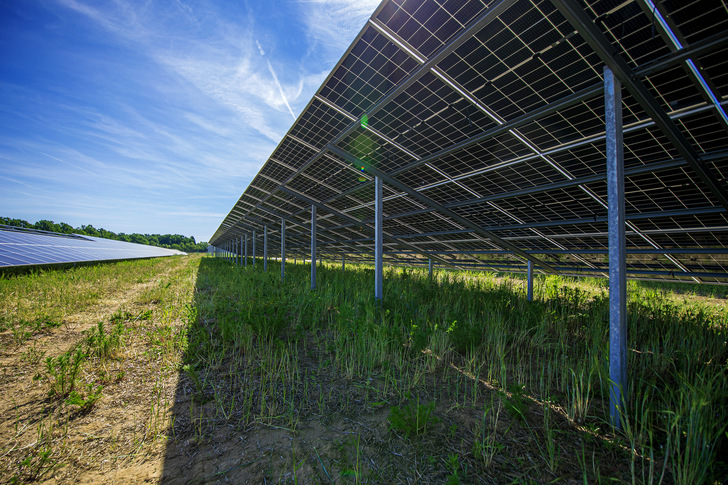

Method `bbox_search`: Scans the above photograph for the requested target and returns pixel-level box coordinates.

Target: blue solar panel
[0,227,186,268]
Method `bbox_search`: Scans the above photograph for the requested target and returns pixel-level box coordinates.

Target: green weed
[42,347,86,397]
[65,383,104,412]
[388,398,439,438]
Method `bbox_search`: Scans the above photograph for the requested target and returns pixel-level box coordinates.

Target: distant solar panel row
[210,0,728,284]
[0,227,185,268]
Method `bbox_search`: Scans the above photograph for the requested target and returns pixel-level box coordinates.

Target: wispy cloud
[40,152,98,175]
[267,60,297,121]
[297,0,380,61]
[255,39,266,56]
[1,0,379,242]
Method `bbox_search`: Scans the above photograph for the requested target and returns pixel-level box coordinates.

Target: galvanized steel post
[527,260,533,302]
[252,231,256,266]
[375,176,383,302]
[239,235,243,266]
[311,205,317,290]
[244,234,248,267]
[281,218,286,281]
[605,65,627,430]
[342,255,345,271]
[263,225,268,271]
[428,258,433,279]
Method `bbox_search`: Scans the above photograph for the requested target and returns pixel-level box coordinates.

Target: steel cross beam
[327,145,558,274]
[311,31,728,216]
[278,186,456,269]
[323,147,724,237]
[550,0,728,211]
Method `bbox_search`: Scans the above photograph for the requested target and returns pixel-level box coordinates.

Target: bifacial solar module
[0,227,186,268]
[210,0,728,284]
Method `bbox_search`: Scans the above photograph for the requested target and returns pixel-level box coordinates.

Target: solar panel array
[0,226,186,268]
[210,0,728,284]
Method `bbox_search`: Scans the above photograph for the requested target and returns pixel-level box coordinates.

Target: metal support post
[281,219,286,281]
[527,260,533,302]
[244,234,248,267]
[311,205,317,290]
[342,255,345,271]
[252,231,256,266]
[375,176,383,301]
[239,236,243,266]
[264,225,268,271]
[605,65,627,430]
[428,258,433,279]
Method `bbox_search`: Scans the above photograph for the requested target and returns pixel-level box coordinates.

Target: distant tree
[79,225,100,237]
[98,228,115,239]
[0,217,32,228]
[34,220,61,233]
[130,234,148,245]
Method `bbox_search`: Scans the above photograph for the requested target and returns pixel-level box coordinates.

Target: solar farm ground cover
[1,254,725,483]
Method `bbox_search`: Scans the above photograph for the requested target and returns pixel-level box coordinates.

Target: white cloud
[255,39,266,56]
[297,0,380,61]
[10,0,379,242]
[267,60,297,121]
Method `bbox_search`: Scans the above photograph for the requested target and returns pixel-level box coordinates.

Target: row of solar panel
[0,227,186,268]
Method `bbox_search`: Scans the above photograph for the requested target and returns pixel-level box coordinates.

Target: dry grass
[0,255,198,484]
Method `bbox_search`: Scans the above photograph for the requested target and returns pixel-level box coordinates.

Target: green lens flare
[360,114,368,129]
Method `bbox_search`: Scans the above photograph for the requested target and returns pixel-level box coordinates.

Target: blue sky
[0,0,380,243]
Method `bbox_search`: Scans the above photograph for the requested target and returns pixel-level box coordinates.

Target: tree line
[1,217,208,253]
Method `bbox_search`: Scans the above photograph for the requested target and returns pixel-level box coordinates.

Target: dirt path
[0,256,196,484]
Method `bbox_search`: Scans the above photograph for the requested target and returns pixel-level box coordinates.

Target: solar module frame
[210,0,728,285]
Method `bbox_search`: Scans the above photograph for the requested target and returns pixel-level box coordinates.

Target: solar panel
[0,226,186,268]
[210,0,728,284]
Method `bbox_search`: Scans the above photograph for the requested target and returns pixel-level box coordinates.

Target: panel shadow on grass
[159,257,728,483]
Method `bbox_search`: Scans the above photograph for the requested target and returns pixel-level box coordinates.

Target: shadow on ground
[158,257,472,484]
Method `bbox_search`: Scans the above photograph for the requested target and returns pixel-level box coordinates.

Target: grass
[174,256,727,483]
[0,254,197,483]
[0,253,726,483]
